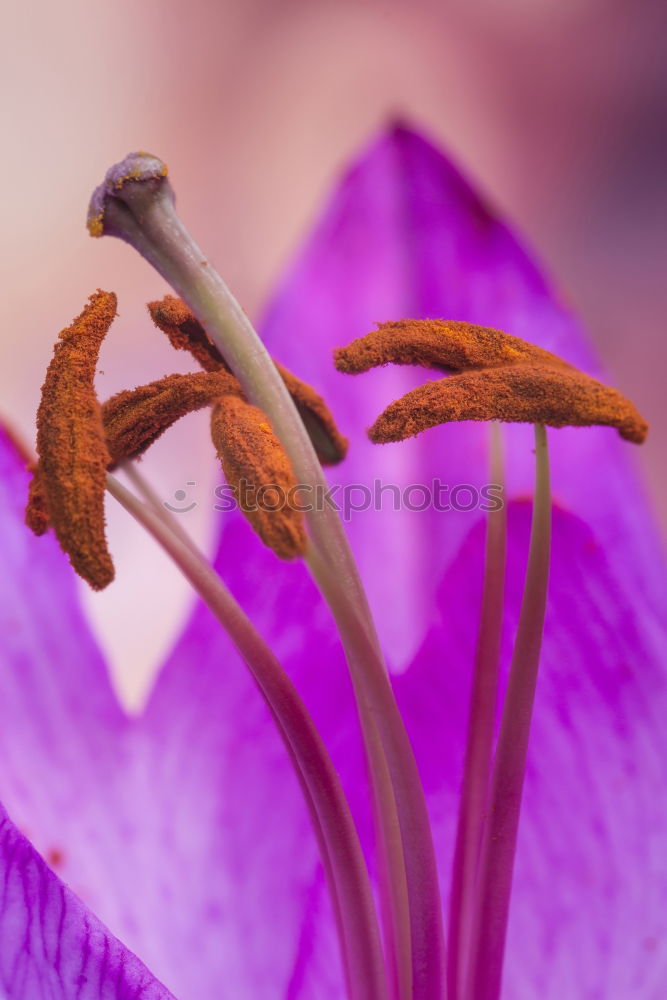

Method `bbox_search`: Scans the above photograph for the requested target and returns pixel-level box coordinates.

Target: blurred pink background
[2,0,665,704]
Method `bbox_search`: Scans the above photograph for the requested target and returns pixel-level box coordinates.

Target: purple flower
[1,125,666,999]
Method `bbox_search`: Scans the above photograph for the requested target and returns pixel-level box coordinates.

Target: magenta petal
[0,426,133,919]
[236,124,666,990]
[258,123,660,670]
[140,590,343,997]
[5,123,664,999]
[0,427,345,997]
[0,429,176,988]
[0,802,173,999]
[142,128,665,995]
[144,509,360,997]
[395,502,667,997]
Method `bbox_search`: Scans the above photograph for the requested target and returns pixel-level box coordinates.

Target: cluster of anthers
[25,290,347,589]
[334,318,647,444]
[25,293,647,595]
[22,149,649,1000]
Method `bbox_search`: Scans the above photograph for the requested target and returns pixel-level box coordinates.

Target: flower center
[26,152,649,1000]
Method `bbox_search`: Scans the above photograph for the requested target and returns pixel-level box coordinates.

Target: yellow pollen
[88,213,104,238]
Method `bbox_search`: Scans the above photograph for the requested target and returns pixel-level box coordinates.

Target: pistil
[89,153,447,999]
[334,315,648,1000]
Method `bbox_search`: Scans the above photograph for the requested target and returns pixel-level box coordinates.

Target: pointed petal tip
[0,804,175,999]
[364,116,440,157]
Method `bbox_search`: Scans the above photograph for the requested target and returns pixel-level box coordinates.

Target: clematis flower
[0,123,665,1000]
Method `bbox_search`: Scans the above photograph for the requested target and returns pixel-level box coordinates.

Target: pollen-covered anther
[335,319,648,444]
[102,370,242,468]
[25,464,50,536]
[371,365,648,444]
[210,395,308,560]
[28,290,117,590]
[334,319,573,375]
[148,296,228,373]
[150,295,348,464]
[275,362,348,464]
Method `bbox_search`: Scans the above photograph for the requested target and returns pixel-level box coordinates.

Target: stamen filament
[466,423,551,1000]
[447,422,507,1000]
[308,544,413,1000]
[93,163,446,998]
[107,470,388,1000]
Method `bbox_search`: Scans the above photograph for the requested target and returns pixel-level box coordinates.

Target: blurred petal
[144,122,666,991]
[395,502,667,997]
[218,123,667,990]
[0,802,173,999]
[138,557,347,997]
[144,508,361,997]
[259,123,662,670]
[4,124,666,999]
[0,424,129,884]
[0,426,345,998]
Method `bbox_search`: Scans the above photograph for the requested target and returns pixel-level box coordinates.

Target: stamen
[89,154,448,998]
[334,319,571,375]
[447,423,507,1000]
[105,370,312,560]
[334,320,648,445]
[369,366,648,444]
[31,287,328,570]
[148,295,228,373]
[210,395,307,560]
[467,424,552,1000]
[274,363,348,466]
[149,296,348,465]
[102,370,240,466]
[28,290,116,590]
[334,315,648,996]
[25,465,49,535]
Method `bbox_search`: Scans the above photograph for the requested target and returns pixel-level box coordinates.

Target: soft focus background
[2,0,665,706]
